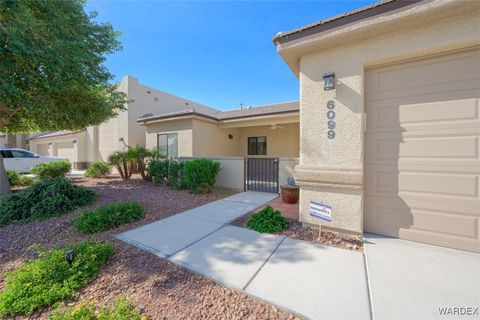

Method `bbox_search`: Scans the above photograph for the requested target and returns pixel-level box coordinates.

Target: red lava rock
[0,175,295,319]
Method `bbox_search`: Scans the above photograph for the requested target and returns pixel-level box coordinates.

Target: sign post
[309,201,332,240]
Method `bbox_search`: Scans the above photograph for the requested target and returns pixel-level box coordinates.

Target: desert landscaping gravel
[0,175,300,320]
[232,211,363,252]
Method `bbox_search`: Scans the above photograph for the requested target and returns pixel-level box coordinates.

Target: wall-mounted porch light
[228,134,234,140]
[323,72,335,91]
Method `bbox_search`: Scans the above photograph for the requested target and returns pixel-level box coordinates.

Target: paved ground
[364,233,480,320]
[118,191,371,319]
[118,191,480,320]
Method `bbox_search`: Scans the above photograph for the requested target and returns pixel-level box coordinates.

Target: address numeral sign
[327,100,336,139]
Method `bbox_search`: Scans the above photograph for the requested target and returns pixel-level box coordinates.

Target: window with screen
[157,133,178,157]
[248,136,267,155]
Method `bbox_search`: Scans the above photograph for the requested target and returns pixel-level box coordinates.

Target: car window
[0,150,13,158]
[11,150,35,158]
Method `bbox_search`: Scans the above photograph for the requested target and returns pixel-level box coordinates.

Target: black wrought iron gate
[245,158,279,193]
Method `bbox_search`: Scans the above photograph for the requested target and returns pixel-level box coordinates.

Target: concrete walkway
[117,192,479,319]
[117,191,370,319]
[364,234,480,320]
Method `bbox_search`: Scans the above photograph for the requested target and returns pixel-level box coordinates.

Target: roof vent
[141,113,154,118]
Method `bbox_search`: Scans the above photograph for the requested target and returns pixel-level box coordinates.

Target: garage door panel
[365,135,478,163]
[365,197,478,239]
[366,50,480,101]
[36,144,49,156]
[365,48,480,252]
[365,165,479,198]
[368,98,479,131]
[56,141,75,164]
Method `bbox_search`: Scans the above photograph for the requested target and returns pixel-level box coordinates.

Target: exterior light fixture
[119,137,124,142]
[228,134,233,139]
[65,249,75,267]
[323,72,335,91]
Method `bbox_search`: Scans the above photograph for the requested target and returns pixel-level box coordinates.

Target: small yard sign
[310,201,332,222]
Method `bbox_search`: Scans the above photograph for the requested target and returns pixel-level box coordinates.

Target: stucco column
[295,56,364,234]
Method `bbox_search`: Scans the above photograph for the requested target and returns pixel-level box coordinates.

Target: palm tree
[108,151,129,180]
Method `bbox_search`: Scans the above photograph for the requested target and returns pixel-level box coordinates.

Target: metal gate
[245,158,279,193]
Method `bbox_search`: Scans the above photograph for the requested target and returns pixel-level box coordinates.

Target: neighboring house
[0,133,28,149]
[273,0,479,252]
[28,76,218,169]
[139,101,300,191]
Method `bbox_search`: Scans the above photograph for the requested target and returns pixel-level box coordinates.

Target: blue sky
[86,1,375,110]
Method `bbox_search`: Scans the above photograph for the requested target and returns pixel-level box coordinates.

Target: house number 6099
[327,100,336,139]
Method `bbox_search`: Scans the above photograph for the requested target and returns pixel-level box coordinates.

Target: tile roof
[28,130,83,140]
[273,0,423,44]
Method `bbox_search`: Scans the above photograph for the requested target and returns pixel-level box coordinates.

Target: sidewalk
[117,191,371,319]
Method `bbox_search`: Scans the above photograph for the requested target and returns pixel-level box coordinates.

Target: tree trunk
[138,159,147,180]
[122,160,129,180]
[116,164,125,180]
[0,152,11,195]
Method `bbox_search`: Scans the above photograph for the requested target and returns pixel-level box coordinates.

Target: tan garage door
[36,143,49,156]
[56,141,75,164]
[364,48,480,252]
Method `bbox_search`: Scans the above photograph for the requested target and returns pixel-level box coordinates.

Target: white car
[0,148,65,173]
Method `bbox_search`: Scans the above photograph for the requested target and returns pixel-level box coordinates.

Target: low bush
[247,205,289,233]
[0,240,114,317]
[50,297,148,320]
[6,170,34,187]
[183,159,221,193]
[31,160,71,179]
[147,159,170,185]
[74,201,144,233]
[167,160,184,189]
[84,161,111,178]
[0,177,96,227]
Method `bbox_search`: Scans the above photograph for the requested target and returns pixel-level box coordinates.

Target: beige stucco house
[139,101,300,191]
[0,133,28,149]
[273,0,479,252]
[28,76,217,168]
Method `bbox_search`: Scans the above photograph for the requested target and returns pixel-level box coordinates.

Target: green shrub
[84,161,112,178]
[183,159,221,193]
[246,205,289,233]
[147,159,170,185]
[7,170,35,187]
[50,297,147,320]
[31,160,71,179]
[0,177,96,227]
[74,201,144,233]
[167,160,184,189]
[0,240,114,317]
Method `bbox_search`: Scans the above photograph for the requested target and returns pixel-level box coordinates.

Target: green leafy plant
[247,205,289,233]
[0,177,96,227]
[183,159,221,193]
[31,160,71,179]
[168,160,185,189]
[84,161,112,178]
[0,240,114,317]
[0,0,125,195]
[74,201,144,233]
[147,159,170,185]
[50,297,148,320]
[6,170,34,186]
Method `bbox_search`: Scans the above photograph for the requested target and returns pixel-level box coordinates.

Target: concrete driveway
[364,234,480,320]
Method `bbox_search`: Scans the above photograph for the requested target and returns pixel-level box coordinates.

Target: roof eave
[274,0,462,77]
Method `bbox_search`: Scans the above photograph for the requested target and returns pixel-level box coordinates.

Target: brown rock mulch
[0,175,299,320]
[231,210,363,252]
